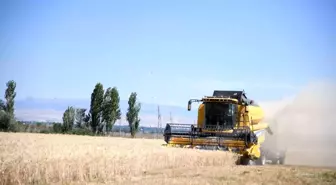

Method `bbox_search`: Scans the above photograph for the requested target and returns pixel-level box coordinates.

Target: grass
[0,132,335,185]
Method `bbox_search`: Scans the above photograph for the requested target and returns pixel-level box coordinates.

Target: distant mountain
[14,98,198,126]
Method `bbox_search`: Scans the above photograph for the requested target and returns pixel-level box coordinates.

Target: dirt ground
[0,132,335,185]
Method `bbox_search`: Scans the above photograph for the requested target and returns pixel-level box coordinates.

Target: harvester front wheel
[237,156,255,165]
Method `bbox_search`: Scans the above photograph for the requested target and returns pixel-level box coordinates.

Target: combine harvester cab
[163,90,275,165]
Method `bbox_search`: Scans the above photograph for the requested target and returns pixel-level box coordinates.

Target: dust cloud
[262,81,336,168]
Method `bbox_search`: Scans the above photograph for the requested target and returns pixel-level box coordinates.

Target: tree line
[60,82,141,137]
[0,80,142,137]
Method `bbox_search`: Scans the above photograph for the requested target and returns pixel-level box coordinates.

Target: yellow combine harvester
[163,90,277,165]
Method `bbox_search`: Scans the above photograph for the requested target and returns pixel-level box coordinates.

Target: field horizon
[1,132,336,185]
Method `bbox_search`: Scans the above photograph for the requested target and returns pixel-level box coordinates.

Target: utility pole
[73,107,77,129]
[170,112,173,122]
[119,118,122,137]
[157,105,162,138]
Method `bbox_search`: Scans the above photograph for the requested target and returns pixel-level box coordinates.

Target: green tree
[52,123,63,133]
[83,112,91,128]
[102,87,121,133]
[0,99,5,111]
[0,110,11,131]
[75,108,86,128]
[89,83,104,134]
[102,87,111,132]
[0,80,17,131]
[126,92,141,138]
[5,80,16,118]
[62,106,75,132]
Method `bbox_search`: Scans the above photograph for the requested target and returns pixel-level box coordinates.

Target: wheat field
[0,132,335,185]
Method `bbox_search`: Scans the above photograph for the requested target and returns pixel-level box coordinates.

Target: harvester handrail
[187,97,239,111]
[201,97,238,103]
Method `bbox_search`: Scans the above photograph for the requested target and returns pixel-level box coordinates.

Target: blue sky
[1,0,335,107]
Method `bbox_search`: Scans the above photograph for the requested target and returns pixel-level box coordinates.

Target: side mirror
[187,100,191,111]
[250,100,254,105]
[266,126,274,135]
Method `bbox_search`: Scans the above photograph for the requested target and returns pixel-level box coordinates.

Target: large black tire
[238,156,255,165]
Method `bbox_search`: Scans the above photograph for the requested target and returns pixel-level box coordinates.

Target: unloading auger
[163,90,276,165]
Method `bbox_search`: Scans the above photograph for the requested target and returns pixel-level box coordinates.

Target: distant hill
[14,98,198,126]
